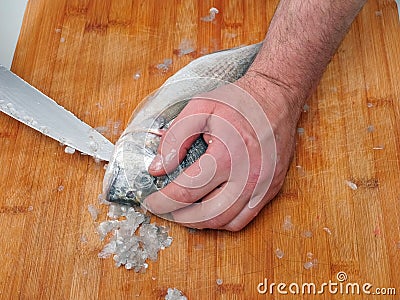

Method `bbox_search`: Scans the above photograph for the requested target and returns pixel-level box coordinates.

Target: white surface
[0,0,28,69]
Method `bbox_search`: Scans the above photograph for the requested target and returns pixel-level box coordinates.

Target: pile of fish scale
[97,201,173,272]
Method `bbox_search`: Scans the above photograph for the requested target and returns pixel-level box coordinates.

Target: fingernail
[159,212,174,221]
[149,154,163,171]
[143,195,159,214]
[164,149,177,163]
[142,199,153,212]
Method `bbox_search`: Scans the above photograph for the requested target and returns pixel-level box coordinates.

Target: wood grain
[1,0,399,299]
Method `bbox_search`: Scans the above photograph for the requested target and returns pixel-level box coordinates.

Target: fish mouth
[103,163,136,205]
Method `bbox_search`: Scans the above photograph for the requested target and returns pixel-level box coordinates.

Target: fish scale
[103,43,262,206]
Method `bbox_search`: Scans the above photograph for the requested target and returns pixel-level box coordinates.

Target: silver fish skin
[103,43,262,206]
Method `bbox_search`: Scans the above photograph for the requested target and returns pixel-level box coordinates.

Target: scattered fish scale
[275,248,284,259]
[165,288,187,300]
[201,7,219,22]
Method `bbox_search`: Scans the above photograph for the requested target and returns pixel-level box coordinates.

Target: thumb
[148,100,212,176]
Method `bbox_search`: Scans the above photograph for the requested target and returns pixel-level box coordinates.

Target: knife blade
[0,66,114,161]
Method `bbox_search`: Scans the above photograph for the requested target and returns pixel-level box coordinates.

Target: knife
[0,66,114,161]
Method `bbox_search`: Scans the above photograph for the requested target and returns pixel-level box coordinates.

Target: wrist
[236,70,307,127]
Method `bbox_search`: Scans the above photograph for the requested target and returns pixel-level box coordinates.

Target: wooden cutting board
[1,1,399,299]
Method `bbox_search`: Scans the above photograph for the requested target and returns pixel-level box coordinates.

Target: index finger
[148,99,214,176]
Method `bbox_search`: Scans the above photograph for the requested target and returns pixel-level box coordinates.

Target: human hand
[145,73,301,231]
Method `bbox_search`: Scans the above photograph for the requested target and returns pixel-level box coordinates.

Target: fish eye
[156,116,167,128]
[126,190,135,199]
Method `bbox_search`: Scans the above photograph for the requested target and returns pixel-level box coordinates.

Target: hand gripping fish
[103,43,262,206]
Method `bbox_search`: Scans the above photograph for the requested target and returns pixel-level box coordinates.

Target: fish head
[102,98,190,206]
[102,124,162,206]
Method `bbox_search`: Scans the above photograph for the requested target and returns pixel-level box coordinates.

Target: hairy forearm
[247,0,367,109]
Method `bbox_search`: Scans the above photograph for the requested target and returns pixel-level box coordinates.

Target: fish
[102,43,262,206]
